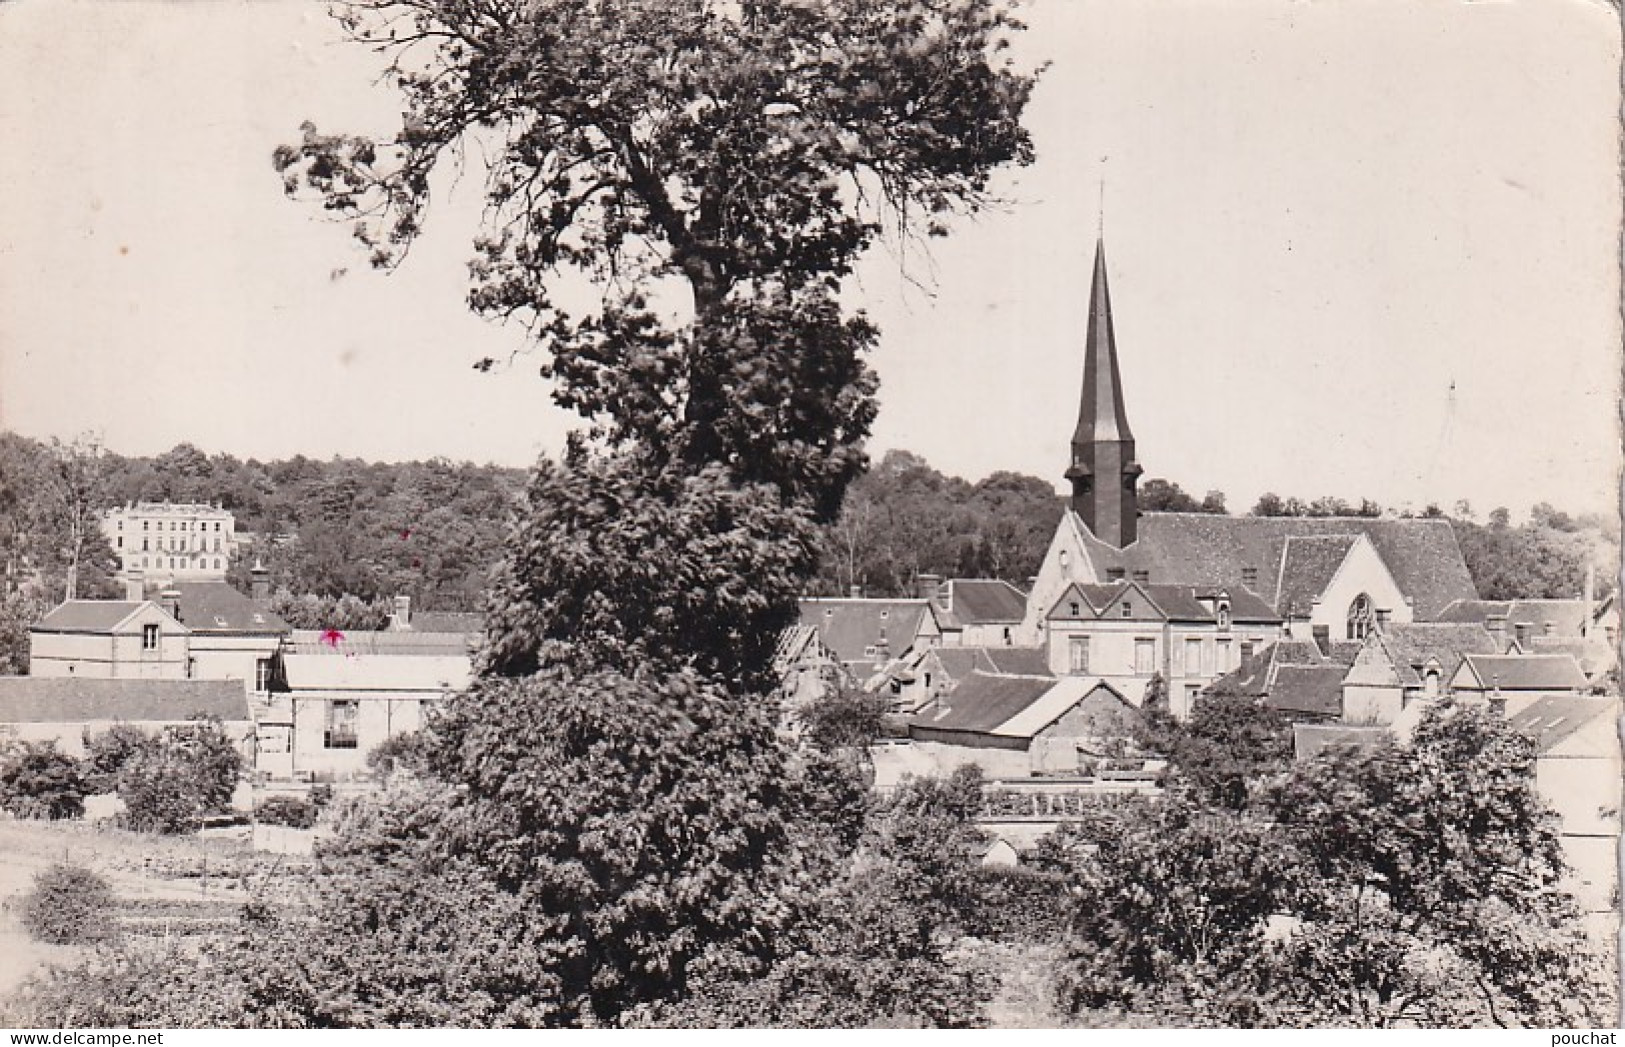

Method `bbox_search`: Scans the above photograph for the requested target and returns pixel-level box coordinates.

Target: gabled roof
[171,582,289,635]
[1274,535,1360,617]
[33,601,169,634]
[1372,622,1499,685]
[1526,636,1616,682]
[1506,695,1619,754]
[1267,665,1349,717]
[913,673,1058,733]
[942,579,1027,625]
[798,599,939,666]
[1456,654,1589,692]
[1435,598,1606,638]
[922,646,1050,681]
[0,678,251,724]
[1073,512,1477,620]
[1207,639,1353,715]
[1049,580,1279,624]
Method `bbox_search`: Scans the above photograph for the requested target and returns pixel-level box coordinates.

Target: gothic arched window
[1346,593,1375,640]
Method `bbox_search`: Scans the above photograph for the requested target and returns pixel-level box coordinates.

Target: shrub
[19,863,117,945]
[117,720,242,835]
[255,795,317,830]
[365,732,425,778]
[83,723,153,794]
[0,742,86,820]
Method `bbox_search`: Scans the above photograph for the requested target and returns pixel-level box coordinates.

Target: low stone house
[0,677,255,758]
[908,672,1138,777]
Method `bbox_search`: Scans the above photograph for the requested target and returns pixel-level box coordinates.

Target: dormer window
[1217,601,1231,630]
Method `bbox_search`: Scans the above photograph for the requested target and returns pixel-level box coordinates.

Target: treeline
[812,450,1614,602]
[0,434,526,613]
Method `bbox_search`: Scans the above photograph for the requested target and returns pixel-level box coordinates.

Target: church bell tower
[1065,238,1141,547]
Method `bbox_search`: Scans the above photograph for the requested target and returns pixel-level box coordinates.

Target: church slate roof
[1073,512,1477,620]
[0,678,251,724]
[1274,535,1360,618]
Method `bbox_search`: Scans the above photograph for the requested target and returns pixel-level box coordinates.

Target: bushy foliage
[115,720,243,835]
[83,723,153,794]
[645,767,1002,1028]
[0,741,86,821]
[255,795,318,830]
[268,591,392,631]
[799,683,890,752]
[365,731,427,779]
[1138,689,1293,810]
[19,862,118,945]
[1050,703,1615,1028]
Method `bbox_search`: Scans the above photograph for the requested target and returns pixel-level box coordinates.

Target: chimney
[1514,621,1530,648]
[1485,613,1509,650]
[159,589,181,622]
[249,560,270,602]
[916,573,943,604]
[392,594,412,631]
[1311,625,1330,656]
[124,570,145,603]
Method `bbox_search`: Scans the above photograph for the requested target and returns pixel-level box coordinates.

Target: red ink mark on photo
[320,628,345,648]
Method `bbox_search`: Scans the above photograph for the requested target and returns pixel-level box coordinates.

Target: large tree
[256,0,1040,1027]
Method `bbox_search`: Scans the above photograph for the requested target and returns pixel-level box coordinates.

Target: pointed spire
[1066,236,1141,548]
[1073,238,1135,447]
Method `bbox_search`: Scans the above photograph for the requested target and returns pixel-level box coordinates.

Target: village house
[28,567,290,695]
[927,576,1029,647]
[908,672,1140,778]
[255,608,478,780]
[1043,579,1280,717]
[1206,638,1357,724]
[794,596,945,685]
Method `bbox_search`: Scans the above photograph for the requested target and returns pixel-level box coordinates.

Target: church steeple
[1065,237,1141,547]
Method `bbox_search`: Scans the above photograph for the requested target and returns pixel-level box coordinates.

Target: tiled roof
[1207,645,1275,697]
[912,672,1057,733]
[1075,512,1477,620]
[1274,535,1359,618]
[1050,581,1278,624]
[1436,598,1600,638]
[943,579,1028,624]
[33,601,152,634]
[1266,665,1348,717]
[1506,695,1619,754]
[287,629,477,657]
[171,582,289,634]
[1374,623,1499,685]
[0,678,251,724]
[1526,637,1616,682]
[798,599,937,666]
[982,647,1051,676]
[1293,723,1388,762]
[1457,654,1589,692]
[405,611,485,635]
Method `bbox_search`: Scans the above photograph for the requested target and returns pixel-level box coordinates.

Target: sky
[0,0,1620,519]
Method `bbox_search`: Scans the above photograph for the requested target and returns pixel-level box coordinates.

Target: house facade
[103,501,239,585]
[1043,580,1280,717]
